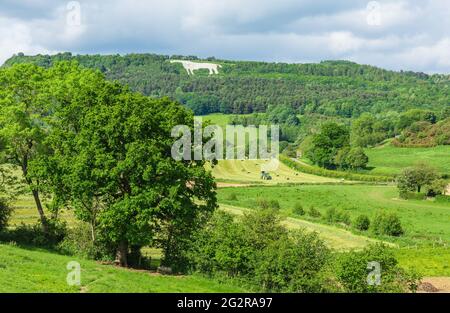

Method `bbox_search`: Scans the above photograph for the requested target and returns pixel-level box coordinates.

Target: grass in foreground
[0,244,246,293]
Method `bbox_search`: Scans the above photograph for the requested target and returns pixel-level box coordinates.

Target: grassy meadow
[217,185,450,245]
[207,159,338,184]
[365,143,450,176]
[0,244,245,293]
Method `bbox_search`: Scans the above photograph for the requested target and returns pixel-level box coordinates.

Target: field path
[220,204,392,251]
[420,277,450,293]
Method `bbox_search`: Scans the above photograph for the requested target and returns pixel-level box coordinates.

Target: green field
[207,159,338,184]
[0,244,245,293]
[395,247,450,277]
[201,113,237,128]
[221,204,383,250]
[217,184,450,245]
[365,143,450,176]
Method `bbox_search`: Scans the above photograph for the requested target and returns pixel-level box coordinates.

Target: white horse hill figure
[170,60,222,75]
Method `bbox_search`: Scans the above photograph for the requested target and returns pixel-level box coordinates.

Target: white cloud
[0,0,449,73]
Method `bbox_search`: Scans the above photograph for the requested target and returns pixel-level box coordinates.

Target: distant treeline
[4,52,450,117]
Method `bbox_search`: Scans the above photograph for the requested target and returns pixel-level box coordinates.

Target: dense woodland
[4,52,450,117]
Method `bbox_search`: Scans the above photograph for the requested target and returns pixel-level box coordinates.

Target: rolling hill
[3,53,449,117]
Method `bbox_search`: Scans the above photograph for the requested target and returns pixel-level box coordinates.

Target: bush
[435,195,450,203]
[335,244,421,293]
[269,200,281,211]
[227,193,238,201]
[325,208,351,226]
[307,206,321,218]
[255,198,281,211]
[58,222,115,261]
[0,219,67,247]
[426,179,448,197]
[293,203,305,216]
[280,155,392,182]
[399,191,426,200]
[354,215,370,231]
[0,198,12,232]
[372,211,403,237]
[188,210,332,292]
[254,230,331,292]
[256,198,270,210]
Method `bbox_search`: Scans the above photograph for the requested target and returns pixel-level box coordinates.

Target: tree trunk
[21,151,48,234]
[31,188,49,234]
[418,185,421,193]
[115,240,128,267]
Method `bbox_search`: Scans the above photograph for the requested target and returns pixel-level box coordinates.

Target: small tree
[372,211,403,237]
[397,163,439,195]
[426,179,448,197]
[354,214,370,231]
[346,147,369,170]
[0,198,12,232]
[335,244,421,293]
[0,64,50,233]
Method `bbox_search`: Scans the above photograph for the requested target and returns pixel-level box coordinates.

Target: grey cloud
[0,0,449,73]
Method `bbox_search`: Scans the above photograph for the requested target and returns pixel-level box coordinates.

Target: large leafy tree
[43,62,216,267]
[0,64,51,232]
[306,122,350,168]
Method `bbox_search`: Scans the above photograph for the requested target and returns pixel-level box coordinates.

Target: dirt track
[419,277,450,293]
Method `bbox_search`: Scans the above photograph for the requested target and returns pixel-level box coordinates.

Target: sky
[1,0,449,73]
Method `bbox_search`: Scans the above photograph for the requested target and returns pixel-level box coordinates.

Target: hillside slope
[3,53,449,117]
[0,244,245,293]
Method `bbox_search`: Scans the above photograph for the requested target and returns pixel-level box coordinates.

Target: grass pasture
[217,184,450,245]
[365,143,450,176]
[208,159,338,184]
[0,244,245,293]
[221,204,383,250]
[395,247,450,277]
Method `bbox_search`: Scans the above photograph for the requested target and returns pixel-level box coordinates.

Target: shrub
[256,198,270,210]
[188,210,332,292]
[227,193,238,201]
[256,198,280,211]
[280,155,392,182]
[435,195,450,203]
[269,200,281,211]
[0,198,12,232]
[372,211,403,237]
[426,179,448,197]
[354,215,370,231]
[325,208,351,226]
[336,210,351,226]
[58,222,115,261]
[254,230,331,292]
[399,191,426,200]
[335,244,421,293]
[293,203,305,216]
[307,206,321,218]
[0,219,67,247]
